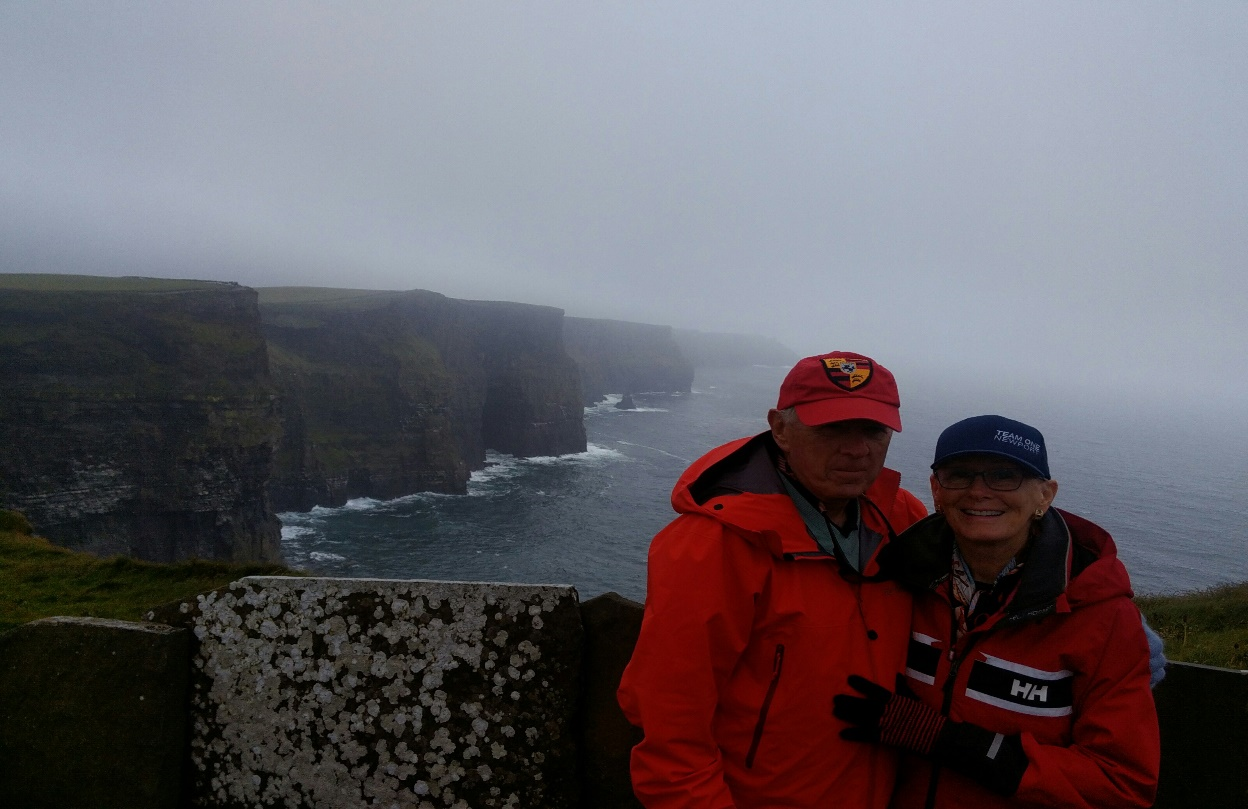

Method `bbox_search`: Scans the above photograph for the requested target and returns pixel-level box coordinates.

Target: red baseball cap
[775,352,902,431]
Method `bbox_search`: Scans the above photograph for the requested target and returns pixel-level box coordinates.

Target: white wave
[466,444,626,494]
[586,392,675,415]
[524,443,627,465]
[304,497,385,517]
[584,394,624,414]
[309,551,347,562]
[276,510,320,522]
[470,454,523,485]
[616,440,690,463]
[280,525,317,540]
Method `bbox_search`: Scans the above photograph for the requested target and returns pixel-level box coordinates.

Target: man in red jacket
[618,351,928,809]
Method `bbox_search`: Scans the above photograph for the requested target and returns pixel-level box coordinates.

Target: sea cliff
[563,317,695,405]
[0,275,282,563]
[672,327,798,368]
[0,275,790,559]
[260,288,587,511]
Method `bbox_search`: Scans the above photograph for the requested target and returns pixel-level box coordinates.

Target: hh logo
[1010,680,1049,703]
[821,357,873,390]
[965,655,1074,717]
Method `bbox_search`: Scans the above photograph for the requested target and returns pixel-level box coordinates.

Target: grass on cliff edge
[2,525,1246,669]
[0,528,299,633]
[1137,584,1248,670]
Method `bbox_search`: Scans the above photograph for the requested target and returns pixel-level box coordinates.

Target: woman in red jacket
[835,414,1160,809]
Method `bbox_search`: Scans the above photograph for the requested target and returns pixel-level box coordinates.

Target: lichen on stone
[184,577,580,808]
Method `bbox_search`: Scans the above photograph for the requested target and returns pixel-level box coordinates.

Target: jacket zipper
[745,644,785,769]
[923,603,981,809]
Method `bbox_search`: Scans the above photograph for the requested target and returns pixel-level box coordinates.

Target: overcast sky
[2,2,1245,412]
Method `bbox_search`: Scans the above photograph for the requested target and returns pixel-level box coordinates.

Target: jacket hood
[669,431,906,566]
[883,507,1133,622]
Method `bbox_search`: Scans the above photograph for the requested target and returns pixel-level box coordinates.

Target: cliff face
[563,317,695,405]
[672,328,798,368]
[0,275,282,563]
[260,289,586,511]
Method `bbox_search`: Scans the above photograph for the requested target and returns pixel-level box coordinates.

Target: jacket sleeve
[1012,599,1161,809]
[617,514,768,809]
[891,488,929,533]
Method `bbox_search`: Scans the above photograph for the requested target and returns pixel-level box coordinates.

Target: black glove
[834,674,1029,796]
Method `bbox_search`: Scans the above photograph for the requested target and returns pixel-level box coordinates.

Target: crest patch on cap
[821,356,873,390]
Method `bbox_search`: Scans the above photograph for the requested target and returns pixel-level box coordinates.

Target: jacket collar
[673,431,905,571]
[884,508,1075,624]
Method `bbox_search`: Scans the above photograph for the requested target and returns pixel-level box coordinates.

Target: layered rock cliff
[563,317,695,405]
[260,288,586,511]
[0,275,282,562]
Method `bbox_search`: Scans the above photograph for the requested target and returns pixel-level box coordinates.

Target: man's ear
[767,409,790,452]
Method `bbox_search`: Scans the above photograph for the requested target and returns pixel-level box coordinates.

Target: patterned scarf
[948,543,1025,641]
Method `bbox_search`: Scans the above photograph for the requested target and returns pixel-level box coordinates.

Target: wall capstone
[153,577,582,809]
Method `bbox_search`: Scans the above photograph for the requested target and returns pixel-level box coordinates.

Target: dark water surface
[281,366,1248,601]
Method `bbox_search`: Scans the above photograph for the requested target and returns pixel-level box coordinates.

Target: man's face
[768,412,893,506]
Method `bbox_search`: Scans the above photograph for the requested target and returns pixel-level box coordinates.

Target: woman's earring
[1034,508,1045,519]
[934,503,943,514]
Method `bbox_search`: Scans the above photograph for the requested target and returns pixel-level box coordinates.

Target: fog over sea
[280,365,1248,602]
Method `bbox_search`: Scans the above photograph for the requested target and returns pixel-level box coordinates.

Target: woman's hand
[833,674,1029,796]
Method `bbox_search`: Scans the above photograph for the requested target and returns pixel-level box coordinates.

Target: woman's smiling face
[930,454,1059,555]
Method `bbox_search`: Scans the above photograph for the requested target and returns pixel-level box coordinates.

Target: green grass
[256,286,404,305]
[0,527,300,633]
[0,273,227,292]
[2,513,1244,670]
[1137,583,1248,669]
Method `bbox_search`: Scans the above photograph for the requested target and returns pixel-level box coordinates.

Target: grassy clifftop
[0,274,229,293]
[1138,584,1248,670]
[3,508,1245,668]
[0,516,296,634]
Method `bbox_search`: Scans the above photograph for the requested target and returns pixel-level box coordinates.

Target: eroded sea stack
[0,275,282,562]
[259,288,587,511]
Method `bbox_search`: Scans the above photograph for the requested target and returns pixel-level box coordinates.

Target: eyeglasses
[933,467,1033,491]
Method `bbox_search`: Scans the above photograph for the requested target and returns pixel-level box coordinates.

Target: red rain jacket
[618,432,927,809]
[889,508,1160,809]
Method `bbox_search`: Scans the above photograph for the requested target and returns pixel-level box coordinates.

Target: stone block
[175,577,582,809]
[577,592,643,809]
[1153,661,1248,809]
[0,616,190,809]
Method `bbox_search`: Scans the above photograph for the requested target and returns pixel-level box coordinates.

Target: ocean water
[280,365,1248,601]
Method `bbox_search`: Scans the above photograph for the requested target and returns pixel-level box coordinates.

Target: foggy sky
[2,2,1245,411]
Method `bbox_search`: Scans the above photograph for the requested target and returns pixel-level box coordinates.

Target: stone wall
[0,617,189,809]
[0,581,1243,808]
[1152,660,1248,808]
[152,577,586,809]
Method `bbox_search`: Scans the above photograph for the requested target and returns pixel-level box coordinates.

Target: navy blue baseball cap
[931,415,1050,479]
